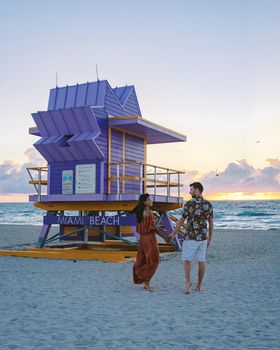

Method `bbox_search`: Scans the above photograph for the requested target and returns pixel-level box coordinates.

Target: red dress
[133,214,160,284]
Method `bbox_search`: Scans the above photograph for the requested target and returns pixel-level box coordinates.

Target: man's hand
[207,238,211,247]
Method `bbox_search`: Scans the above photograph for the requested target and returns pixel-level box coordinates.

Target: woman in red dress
[133,193,160,291]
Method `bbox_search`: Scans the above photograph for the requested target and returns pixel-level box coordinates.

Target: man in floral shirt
[171,182,213,294]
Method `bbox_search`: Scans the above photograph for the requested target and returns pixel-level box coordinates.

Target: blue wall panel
[55,87,67,109]
[94,111,108,193]
[75,83,88,107]
[48,88,56,110]
[49,160,102,194]
[123,89,142,116]
[104,86,129,117]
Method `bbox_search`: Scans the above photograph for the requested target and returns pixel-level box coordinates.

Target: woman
[132,193,160,291]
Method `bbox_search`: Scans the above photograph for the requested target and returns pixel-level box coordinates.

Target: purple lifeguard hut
[28,80,186,250]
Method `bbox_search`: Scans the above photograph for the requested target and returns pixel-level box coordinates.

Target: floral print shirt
[182,197,213,241]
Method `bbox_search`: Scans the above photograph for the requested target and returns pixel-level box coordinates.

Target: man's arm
[207,217,214,247]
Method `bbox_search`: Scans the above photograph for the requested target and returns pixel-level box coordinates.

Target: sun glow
[206,192,280,201]
[1,192,280,203]
[0,194,29,203]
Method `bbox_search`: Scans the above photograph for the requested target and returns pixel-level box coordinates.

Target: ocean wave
[236,212,276,217]
[0,201,279,230]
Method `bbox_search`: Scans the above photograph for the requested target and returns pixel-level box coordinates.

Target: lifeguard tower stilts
[26,80,186,261]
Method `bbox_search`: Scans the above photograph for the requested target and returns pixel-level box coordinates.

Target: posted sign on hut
[62,170,73,195]
[76,164,96,194]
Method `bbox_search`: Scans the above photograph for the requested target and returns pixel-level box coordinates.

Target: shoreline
[0,224,276,231]
[1,201,279,231]
[1,223,279,231]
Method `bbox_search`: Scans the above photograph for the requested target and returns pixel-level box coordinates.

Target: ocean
[0,201,279,231]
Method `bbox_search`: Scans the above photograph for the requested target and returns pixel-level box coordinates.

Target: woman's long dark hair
[133,193,150,223]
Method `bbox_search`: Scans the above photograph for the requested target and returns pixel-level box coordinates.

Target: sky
[0,0,280,201]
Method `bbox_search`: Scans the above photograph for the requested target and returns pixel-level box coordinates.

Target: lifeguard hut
[26,80,187,260]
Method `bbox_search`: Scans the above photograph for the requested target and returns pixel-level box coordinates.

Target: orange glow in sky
[206,192,280,201]
[0,194,29,203]
[0,192,280,203]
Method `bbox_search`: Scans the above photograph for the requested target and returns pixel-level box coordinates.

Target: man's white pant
[182,239,207,262]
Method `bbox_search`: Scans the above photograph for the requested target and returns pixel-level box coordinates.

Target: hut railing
[26,162,184,199]
[108,161,184,197]
[26,166,48,201]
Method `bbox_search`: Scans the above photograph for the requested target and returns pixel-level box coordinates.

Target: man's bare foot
[185,281,192,294]
[195,285,203,292]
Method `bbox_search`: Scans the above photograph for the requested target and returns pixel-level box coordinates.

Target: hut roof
[109,116,186,144]
[47,80,142,117]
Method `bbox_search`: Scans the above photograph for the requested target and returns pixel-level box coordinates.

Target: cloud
[182,159,280,194]
[0,151,280,196]
[266,158,280,168]
[0,149,46,194]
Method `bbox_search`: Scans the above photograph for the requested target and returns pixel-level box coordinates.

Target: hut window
[58,135,73,148]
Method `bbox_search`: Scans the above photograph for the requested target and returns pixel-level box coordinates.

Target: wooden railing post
[108,163,111,194]
[178,172,180,199]
[38,168,42,202]
[117,164,120,195]
[140,164,143,193]
[27,168,38,194]
[154,166,157,196]
[143,164,147,193]
[167,169,170,197]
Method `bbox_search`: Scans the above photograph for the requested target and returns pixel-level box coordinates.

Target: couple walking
[133,182,214,293]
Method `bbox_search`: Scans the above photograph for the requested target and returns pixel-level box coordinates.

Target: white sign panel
[75,164,96,194]
[62,170,73,195]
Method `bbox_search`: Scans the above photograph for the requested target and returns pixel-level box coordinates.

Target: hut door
[124,133,145,194]
[110,128,145,194]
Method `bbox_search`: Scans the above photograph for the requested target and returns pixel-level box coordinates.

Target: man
[170,182,213,294]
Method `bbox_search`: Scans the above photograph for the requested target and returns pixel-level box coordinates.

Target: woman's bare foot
[145,286,155,292]
[185,281,192,294]
[143,281,155,292]
[195,285,203,292]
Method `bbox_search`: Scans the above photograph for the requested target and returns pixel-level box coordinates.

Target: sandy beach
[0,225,279,350]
